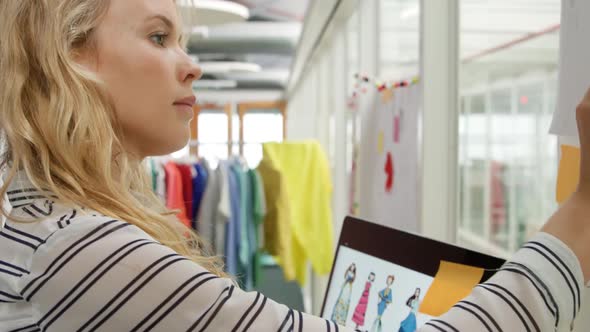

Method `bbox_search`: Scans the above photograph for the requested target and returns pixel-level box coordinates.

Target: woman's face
[387,276,394,286]
[84,0,202,158]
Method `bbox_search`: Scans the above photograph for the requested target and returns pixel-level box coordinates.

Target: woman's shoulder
[0,201,155,286]
[3,201,150,245]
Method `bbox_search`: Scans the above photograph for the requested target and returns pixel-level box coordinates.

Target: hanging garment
[261,141,334,285]
[196,161,219,249]
[176,164,194,223]
[385,152,394,193]
[215,161,232,256]
[149,159,158,192]
[152,160,167,203]
[164,161,190,228]
[251,170,267,220]
[249,169,266,286]
[192,162,209,226]
[224,161,241,276]
[230,161,252,288]
[349,147,359,215]
[256,157,295,281]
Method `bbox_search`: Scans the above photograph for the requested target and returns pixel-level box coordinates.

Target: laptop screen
[321,217,505,331]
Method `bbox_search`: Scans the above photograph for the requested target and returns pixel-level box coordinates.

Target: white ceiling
[229,0,310,21]
[186,0,310,90]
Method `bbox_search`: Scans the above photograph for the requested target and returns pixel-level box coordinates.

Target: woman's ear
[72,43,99,73]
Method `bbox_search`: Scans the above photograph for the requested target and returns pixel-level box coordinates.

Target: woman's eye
[150,33,168,46]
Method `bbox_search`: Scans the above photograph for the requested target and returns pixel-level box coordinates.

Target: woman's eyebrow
[145,14,176,31]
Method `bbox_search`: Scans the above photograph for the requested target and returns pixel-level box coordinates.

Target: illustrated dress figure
[399,288,421,332]
[331,263,357,326]
[352,272,375,329]
[370,275,395,332]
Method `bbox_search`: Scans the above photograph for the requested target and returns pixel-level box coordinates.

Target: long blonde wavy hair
[0,0,226,277]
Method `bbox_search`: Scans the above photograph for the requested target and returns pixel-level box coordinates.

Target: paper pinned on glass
[550,0,590,139]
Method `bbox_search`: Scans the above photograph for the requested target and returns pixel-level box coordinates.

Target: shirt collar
[0,180,9,227]
[4,171,56,209]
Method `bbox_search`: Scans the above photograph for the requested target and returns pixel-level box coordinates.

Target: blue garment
[377,288,392,316]
[231,163,249,271]
[191,163,208,229]
[398,312,417,332]
[231,161,256,289]
[399,297,419,332]
[223,162,240,276]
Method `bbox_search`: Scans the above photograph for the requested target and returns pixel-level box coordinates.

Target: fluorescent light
[179,0,250,26]
[187,26,210,39]
[193,79,239,89]
[199,62,262,74]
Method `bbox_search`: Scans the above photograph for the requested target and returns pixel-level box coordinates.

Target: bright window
[458,0,560,254]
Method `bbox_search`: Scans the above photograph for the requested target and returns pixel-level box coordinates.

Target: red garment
[176,164,194,222]
[164,162,191,228]
[385,152,394,193]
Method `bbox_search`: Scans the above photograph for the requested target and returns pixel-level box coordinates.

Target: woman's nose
[180,55,203,84]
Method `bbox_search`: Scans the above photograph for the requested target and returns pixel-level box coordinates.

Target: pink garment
[349,148,358,215]
[164,162,191,228]
[394,115,400,143]
[352,281,372,326]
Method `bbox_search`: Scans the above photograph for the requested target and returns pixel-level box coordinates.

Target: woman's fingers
[576,87,590,193]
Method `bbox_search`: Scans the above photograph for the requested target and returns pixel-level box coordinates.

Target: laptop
[321,216,505,331]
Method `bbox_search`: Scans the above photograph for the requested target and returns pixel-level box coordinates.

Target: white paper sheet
[550,0,590,137]
[357,85,420,233]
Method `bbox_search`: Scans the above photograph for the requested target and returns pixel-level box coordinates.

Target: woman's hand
[542,87,590,283]
[577,88,590,196]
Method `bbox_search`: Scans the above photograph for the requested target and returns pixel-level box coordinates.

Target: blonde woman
[0,1,589,331]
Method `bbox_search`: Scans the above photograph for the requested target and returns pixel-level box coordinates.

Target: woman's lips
[173,95,196,107]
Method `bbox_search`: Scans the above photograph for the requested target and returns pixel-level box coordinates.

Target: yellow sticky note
[377,132,384,153]
[419,261,484,317]
[381,89,394,104]
[556,145,580,204]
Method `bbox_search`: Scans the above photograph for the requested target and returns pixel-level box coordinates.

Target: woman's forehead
[104,0,181,27]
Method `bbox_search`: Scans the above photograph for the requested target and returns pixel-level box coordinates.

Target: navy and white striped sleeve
[419,232,585,332]
[21,218,354,332]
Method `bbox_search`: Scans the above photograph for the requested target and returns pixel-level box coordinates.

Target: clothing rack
[148,155,268,290]
[146,141,335,289]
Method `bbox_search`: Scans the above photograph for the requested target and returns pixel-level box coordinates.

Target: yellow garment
[257,159,295,280]
[260,141,334,285]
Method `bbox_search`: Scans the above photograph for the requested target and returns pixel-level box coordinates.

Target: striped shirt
[0,174,585,332]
